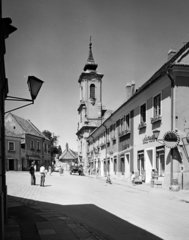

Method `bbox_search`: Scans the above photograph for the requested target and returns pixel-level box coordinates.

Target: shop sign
[143,134,156,144]
[163,131,180,148]
[28,156,40,160]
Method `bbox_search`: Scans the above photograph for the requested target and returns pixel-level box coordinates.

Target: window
[30,140,34,150]
[8,142,15,151]
[107,128,110,142]
[44,143,47,152]
[37,141,40,151]
[126,114,130,130]
[120,118,124,132]
[80,112,82,123]
[112,124,115,138]
[90,84,95,99]
[140,104,146,123]
[154,94,161,118]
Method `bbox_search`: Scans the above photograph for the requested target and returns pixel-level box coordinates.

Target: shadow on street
[8,194,163,240]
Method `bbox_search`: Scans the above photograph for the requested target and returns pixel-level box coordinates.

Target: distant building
[5,113,51,171]
[59,143,78,170]
[5,129,22,171]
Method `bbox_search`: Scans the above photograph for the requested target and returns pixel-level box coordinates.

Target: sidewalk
[5,196,110,240]
[86,173,189,203]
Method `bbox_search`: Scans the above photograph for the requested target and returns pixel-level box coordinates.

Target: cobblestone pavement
[5,171,189,240]
[6,196,110,240]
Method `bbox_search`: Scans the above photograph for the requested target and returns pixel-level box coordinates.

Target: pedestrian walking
[106,173,112,184]
[29,162,36,185]
[96,167,99,178]
[59,166,63,175]
[40,164,46,187]
[48,166,52,176]
[131,171,135,186]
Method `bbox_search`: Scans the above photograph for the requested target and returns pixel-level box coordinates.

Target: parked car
[53,166,60,172]
[70,165,84,175]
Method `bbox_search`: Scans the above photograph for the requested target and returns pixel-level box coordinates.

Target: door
[159,153,165,176]
[9,159,14,170]
[114,159,117,174]
[121,158,125,175]
[125,153,130,179]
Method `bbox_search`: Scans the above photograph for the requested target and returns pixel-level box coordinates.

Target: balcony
[138,121,146,130]
[151,115,162,124]
[119,129,131,137]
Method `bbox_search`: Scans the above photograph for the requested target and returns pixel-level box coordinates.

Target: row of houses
[77,41,189,189]
[5,113,51,171]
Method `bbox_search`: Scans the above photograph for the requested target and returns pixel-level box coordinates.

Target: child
[131,171,135,185]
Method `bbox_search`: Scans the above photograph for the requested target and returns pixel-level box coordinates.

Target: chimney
[131,81,135,96]
[168,49,176,61]
[126,82,131,101]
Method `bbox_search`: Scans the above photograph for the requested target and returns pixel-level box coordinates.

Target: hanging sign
[180,165,185,172]
[163,131,180,148]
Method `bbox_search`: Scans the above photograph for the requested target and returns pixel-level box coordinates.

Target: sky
[3,0,189,152]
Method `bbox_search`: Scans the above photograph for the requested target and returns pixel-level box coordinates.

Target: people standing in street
[29,162,36,185]
[48,166,52,176]
[59,166,63,175]
[40,164,46,187]
[131,171,135,186]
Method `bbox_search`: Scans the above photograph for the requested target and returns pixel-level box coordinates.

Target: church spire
[83,36,98,71]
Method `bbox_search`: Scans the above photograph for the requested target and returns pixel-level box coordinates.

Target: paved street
[6,171,189,240]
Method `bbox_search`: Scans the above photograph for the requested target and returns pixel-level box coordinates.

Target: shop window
[156,152,165,177]
[90,84,95,99]
[154,94,161,118]
[8,142,15,151]
[140,103,146,123]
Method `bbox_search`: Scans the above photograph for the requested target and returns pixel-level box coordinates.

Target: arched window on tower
[90,84,95,99]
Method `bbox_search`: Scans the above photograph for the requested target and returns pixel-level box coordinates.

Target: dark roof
[83,41,98,71]
[59,143,78,160]
[11,113,49,140]
[88,41,189,138]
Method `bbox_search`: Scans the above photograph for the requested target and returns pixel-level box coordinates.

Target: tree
[42,130,61,158]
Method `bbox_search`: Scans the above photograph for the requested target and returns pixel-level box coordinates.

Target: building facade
[5,113,51,171]
[5,129,22,171]
[85,43,189,189]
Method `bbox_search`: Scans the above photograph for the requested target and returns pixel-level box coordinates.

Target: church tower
[76,38,104,167]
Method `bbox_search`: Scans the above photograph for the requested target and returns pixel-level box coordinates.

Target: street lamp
[5,76,44,114]
[153,130,160,140]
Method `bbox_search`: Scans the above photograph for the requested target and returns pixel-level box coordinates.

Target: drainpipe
[102,123,107,176]
[167,69,174,187]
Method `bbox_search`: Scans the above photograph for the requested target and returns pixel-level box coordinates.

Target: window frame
[140,103,146,123]
[8,141,15,151]
[153,93,161,118]
[90,84,95,99]
[30,140,34,150]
